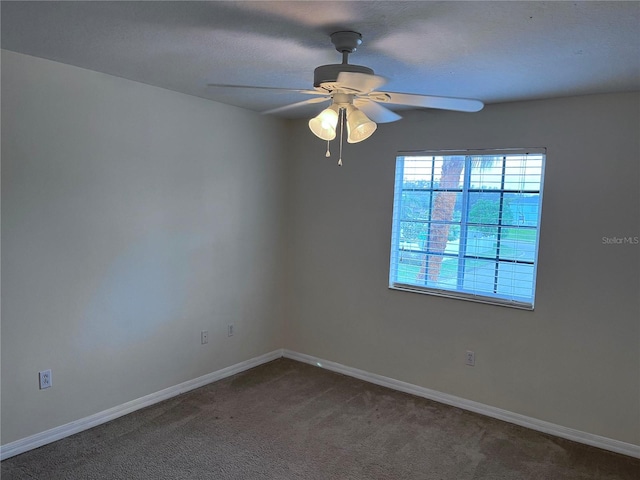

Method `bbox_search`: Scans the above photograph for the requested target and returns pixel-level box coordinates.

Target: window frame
[389,148,546,310]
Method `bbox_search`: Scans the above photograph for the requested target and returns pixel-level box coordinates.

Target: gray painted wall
[1,51,287,444]
[283,93,640,445]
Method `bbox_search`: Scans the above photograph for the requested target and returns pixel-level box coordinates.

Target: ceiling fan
[208,31,484,165]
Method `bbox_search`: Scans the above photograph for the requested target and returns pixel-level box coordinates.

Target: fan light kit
[209,31,484,166]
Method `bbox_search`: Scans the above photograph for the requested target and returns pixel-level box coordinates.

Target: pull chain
[325,140,331,157]
[338,108,344,166]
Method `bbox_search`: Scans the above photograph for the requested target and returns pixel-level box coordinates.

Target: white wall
[283,93,640,445]
[1,50,287,444]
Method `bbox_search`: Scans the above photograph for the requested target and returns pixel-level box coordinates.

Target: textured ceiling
[2,1,639,118]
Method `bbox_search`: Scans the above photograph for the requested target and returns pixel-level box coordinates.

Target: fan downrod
[314,31,373,89]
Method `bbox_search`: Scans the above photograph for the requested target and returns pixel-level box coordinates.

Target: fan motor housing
[313,64,374,89]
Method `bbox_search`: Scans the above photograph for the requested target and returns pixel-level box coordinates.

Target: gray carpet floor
[2,358,639,479]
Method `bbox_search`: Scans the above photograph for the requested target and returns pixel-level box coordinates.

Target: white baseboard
[283,349,640,459]
[0,349,283,461]
[3,348,638,461]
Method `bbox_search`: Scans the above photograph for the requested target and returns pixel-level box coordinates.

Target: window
[389,149,545,309]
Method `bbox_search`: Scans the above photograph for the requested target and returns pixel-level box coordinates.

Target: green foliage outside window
[468,199,513,237]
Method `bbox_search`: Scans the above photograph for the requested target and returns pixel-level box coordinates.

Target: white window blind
[389,149,546,309]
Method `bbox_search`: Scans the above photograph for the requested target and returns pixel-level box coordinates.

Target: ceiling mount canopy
[330,30,362,54]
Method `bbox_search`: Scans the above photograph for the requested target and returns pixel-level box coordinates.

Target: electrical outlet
[39,369,52,389]
[227,324,234,337]
[201,331,208,344]
[465,350,475,366]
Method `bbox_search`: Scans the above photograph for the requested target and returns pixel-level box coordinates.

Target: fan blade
[353,99,402,123]
[262,96,330,115]
[374,91,484,112]
[336,72,387,94]
[207,83,324,96]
